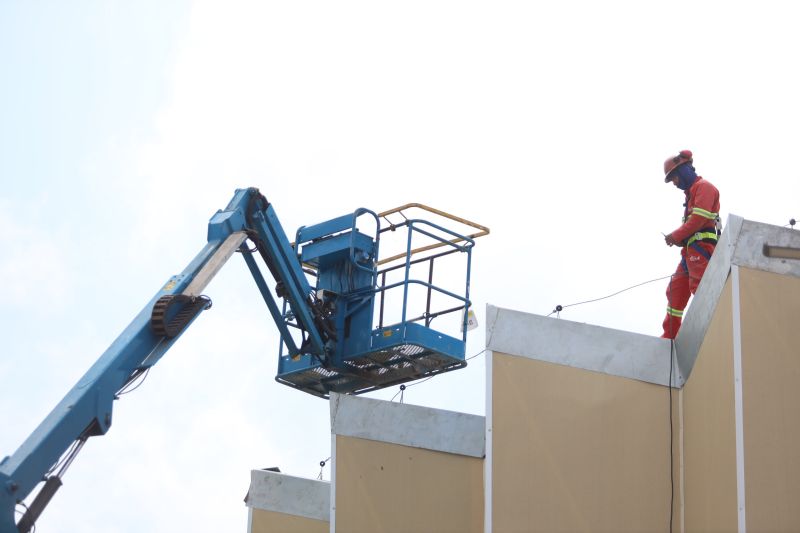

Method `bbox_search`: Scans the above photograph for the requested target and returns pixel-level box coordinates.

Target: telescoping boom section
[0,188,487,532]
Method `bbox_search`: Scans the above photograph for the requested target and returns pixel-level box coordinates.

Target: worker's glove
[664,233,680,247]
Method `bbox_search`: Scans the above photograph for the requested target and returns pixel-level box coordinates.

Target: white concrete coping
[329,392,485,458]
[485,305,675,387]
[245,469,330,522]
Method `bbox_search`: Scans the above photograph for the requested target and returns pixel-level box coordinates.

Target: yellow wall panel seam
[485,349,493,533]
[679,388,685,533]
[330,434,336,533]
[732,265,747,533]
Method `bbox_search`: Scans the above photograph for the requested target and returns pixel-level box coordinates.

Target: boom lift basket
[275,204,488,398]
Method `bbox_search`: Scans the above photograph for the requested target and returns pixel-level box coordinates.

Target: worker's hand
[664,233,680,247]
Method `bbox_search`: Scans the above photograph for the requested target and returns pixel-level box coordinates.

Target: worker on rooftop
[661,149,721,339]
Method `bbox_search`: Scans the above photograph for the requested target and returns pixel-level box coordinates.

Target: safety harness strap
[689,241,713,261]
[686,231,718,246]
[686,229,719,247]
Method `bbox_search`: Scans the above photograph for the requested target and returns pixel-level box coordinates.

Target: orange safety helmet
[663,150,693,182]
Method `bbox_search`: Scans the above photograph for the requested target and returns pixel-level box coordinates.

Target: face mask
[675,164,697,190]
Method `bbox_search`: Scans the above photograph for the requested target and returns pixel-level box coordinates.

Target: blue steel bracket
[249,206,327,357]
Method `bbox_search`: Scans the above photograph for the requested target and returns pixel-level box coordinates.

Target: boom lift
[0,187,487,532]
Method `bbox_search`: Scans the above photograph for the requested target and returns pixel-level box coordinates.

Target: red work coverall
[662,177,721,338]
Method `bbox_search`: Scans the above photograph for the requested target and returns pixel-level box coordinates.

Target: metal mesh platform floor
[276,343,466,398]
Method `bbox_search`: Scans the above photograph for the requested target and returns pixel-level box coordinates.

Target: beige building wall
[682,266,800,532]
[333,435,484,533]
[250,509,328,533]
[491,352,679,533]
[329,393,485,532]
[681,277,738,532]
[739,267,800,532]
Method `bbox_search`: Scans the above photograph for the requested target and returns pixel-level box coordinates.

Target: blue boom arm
[0,188,329,533]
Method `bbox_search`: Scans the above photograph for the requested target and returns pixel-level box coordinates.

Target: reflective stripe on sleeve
[691,207,718,219]
[667,307,684,318]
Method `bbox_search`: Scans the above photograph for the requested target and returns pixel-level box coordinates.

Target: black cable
[548,274,673,317]
[46,434,88,478]
[317,456,331,480]
[390,384,408,403]
[407,377,432,388]
[390,348,487,402]
[46,439,80,477]
[117,368,151,396]
[235,241,259,253]
[662,271,677,533]
[55,437,87,478]
[467,349,486,361]
[669,338,675,533]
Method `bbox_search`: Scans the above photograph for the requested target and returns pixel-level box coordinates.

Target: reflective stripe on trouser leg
[662,255,691,338]
[666,307,684,318]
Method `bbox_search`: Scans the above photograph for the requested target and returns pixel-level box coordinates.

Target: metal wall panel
[739,267,800,532]
[682,277,738,532]
[490,352,679,532]
[250,509,328,533]
[333,435,483,533]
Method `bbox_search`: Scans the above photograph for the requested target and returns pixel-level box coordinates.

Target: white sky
[1,1,798,531]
